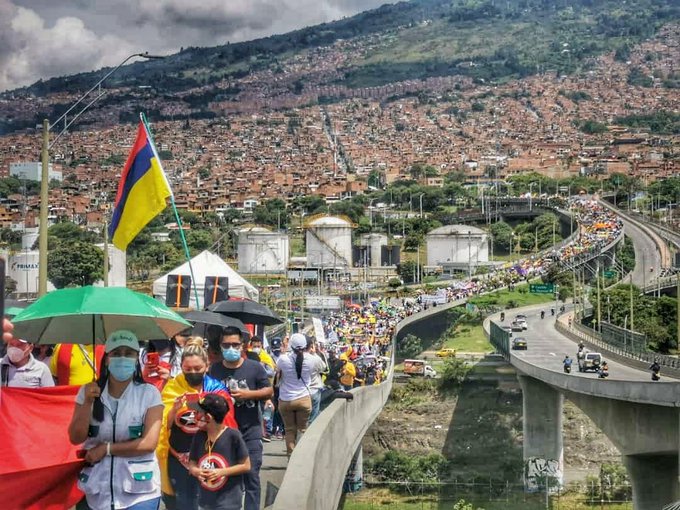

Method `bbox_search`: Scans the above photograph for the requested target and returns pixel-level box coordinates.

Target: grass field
[343,489,634,510]
[468,284,557,309]
[441,324,492,352]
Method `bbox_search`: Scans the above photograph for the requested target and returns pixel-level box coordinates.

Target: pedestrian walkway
[260,439,289,508]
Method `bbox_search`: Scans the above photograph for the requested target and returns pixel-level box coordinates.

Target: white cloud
[1,0,395,92]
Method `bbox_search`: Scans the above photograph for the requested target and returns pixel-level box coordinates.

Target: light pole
[419,193,425,219]
[38,51,164,296]
[529,182,536,211]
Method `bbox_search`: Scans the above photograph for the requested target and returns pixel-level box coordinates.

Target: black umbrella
[207,299,284,326]
[182,310,249,336]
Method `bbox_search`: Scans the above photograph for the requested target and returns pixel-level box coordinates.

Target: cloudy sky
[0,0,393,92]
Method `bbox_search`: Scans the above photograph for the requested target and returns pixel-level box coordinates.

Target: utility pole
[38,119,49,296]
[103,220,109,287]
[552,217,556,246]
[534,227,538,253]
[468,231,472,279]
[596,259,601,333]
[677,273,680,351]
[629,273,634,331]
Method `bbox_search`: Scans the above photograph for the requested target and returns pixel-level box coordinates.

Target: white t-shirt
[276,351,326,401]
[75,381,162,510]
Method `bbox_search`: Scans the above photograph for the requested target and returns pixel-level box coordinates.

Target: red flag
[0,386,84,510]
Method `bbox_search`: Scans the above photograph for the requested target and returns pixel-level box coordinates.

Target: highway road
[489,304,667,383]
[621,218,665,287]
[598,199,670,287]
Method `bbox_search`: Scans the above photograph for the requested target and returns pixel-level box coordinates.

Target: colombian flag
[109,119,172,251]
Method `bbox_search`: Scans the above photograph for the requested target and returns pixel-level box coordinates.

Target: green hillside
[1,0,678,134]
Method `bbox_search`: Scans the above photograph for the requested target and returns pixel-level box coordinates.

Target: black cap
[188,393,228,423]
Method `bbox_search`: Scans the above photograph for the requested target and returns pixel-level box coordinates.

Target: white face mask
[7,346,27,364]
[252,347,261,354]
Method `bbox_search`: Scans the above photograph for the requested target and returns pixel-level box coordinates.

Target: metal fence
[488,321,510,360]
[599,321,648,354]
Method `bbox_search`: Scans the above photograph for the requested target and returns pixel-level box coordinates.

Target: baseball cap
[270,337,282,348]
[289,333,307,351]
[188,393,228,423]
[105,330,140,353]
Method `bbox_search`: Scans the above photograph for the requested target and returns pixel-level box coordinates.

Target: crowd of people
[0,198,627,510]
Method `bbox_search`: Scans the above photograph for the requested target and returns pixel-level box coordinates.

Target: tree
[48,241,104,288]
[397,334,422,359]
[439,357,470,387]
[397,260,417,283]
[489,221,512,253]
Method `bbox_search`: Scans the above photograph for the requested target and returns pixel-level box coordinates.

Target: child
[188,394,251,510]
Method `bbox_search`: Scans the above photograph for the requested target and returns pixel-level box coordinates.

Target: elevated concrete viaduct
[488,305,680,510]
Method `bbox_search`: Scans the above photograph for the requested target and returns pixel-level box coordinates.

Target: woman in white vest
[68,330,164,510]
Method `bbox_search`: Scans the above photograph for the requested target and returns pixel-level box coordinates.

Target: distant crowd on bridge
[0,198,629,510]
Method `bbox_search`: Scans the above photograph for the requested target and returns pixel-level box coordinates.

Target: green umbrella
[5,307,25,318]
[12,286,192,345]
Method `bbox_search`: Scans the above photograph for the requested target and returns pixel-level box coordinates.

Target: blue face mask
[222,348,241,362]
[108,357,137,381]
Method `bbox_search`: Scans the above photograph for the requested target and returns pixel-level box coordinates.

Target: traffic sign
[529,283,555,294]
[603,270,617,278]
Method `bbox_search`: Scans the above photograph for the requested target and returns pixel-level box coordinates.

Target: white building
[10,162,63,182]
[426,224,489,274]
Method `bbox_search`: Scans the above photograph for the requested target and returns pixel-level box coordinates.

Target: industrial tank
[357,233,388,267]
[305,215,353,268]
[426,224,488,267]
[238,226,289,273]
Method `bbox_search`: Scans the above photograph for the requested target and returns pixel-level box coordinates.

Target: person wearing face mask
[157,338,237,510]
[249,336,275,377]
[208,326,272,510]
[1,337,54,388]
[139,334,185,391]
[68,330,163,510]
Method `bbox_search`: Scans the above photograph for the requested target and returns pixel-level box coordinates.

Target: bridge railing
[555,313,680,379]
[641,275,678,294]
[272,298,467,510]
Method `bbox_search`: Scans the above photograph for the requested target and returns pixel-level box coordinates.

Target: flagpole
[140,113,201,310]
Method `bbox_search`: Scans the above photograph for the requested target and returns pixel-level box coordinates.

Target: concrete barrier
[272,299,466,510]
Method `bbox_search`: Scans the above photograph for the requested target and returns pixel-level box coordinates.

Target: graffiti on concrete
[524,456,563,493]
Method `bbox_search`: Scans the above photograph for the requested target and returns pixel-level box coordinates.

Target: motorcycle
[551,308,555,316]
[652,371,661,381]
[563,364,571,374]
[500,312,505,321]
[540,310,545,319]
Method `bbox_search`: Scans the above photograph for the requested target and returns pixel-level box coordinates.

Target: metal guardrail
[641,275,678,295]
[555,313,680,379]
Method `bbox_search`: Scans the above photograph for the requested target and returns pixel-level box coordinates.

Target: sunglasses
[220,343,242,349]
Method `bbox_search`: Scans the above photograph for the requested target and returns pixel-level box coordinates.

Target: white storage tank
[426,225,489,270]
[306,215,353,268]
[238,226,290,274]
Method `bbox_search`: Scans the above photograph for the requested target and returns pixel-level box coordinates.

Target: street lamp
[38,52,165,295]
[419,193,425,219]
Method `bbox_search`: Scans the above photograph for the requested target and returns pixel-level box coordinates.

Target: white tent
[153,250,259,309]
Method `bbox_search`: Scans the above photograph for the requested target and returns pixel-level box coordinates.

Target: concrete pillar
[624,454,679,510]
[518,375,564,492]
